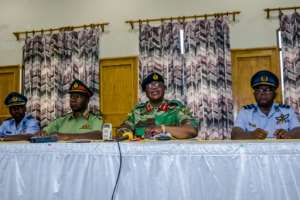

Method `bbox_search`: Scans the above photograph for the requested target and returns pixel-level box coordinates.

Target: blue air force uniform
[235,103,300,138]
[0,92,40,136]
[0,115,40,136]
[234,70,300,138]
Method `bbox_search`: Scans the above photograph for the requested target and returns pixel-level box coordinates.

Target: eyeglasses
[70,93,84,99]
[254,88,274,94]
[146,81,164,89]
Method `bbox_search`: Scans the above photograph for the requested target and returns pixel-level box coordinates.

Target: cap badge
[153,74,158,80]
[73,82,79,89]
[260,76,268,82]
[12,96,18,102]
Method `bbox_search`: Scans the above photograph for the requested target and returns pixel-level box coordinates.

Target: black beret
[141,72,164,91]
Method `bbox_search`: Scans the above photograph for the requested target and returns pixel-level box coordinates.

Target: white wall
[0,0,299,65]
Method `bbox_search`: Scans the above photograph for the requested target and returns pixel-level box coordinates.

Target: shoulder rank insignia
[89,112,102,119]
[275,114,289,124]
[26,115,33,119]
[278,104,290,109]
[3,117,12,122]
[243,104,255,110]
[135,102,146,109]
[168,99,184,109]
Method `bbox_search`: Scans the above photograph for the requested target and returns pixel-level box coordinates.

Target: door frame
[231,46,281,118]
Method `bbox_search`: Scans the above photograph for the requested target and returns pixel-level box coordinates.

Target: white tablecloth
[1,140,300,200]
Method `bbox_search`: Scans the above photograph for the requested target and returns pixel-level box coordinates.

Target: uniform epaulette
[168,99,184,107]
[278,104,290,109]
[89,112,102,119]
[3,117,12,121]
[135,102,146,109]
[26,115,33,119]
[243,104,255,110]
[62,112,72,117]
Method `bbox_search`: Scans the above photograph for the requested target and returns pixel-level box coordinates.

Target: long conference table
[0,139,300,200]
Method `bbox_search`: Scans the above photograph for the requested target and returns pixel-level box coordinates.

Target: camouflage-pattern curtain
[139,17,233,139]
[23,28,100,127]
[280,11,300,114]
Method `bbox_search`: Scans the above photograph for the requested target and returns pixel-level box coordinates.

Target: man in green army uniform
[42,79,103,140]
[117,72,198,139]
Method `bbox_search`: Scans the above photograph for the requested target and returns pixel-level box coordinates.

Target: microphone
[117,131,134,141]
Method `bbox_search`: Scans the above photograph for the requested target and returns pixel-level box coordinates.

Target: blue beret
[4,92,27,107]
[251,70,279,89]
[68,79,93,97]
[141,72,164,91]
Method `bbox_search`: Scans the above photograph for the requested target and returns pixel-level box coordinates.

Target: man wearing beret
[117,72,198,139]
[42,79,103,140]
[0,92,40,141]
[231,70,300,139]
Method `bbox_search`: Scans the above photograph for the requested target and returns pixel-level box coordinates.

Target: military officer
[0,92,40,141]
[42,79,103,140]
[117,72,198,139]
[231,70,300,139]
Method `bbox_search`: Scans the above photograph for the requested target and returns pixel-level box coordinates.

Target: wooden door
[231,47,281,117]
[100,56,138,136]
[0,65,21,122]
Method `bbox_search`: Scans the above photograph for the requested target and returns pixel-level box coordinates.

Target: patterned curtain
[139,17,233,139]
[280,11,300,114]
[23,28,100,127]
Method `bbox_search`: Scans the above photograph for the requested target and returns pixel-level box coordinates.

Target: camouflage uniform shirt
[121,99,198,136]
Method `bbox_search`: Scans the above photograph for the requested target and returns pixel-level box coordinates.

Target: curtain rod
[264,6,300,18]
[125,11,241,29]
[13,22,109,41]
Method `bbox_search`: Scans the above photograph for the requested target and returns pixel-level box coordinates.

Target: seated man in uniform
[117,72,198,139]
[231,70,300,139]
[0,92,40,141]
[42,79,103,140]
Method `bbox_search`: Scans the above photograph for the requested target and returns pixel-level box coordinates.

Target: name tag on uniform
[80,124,91,129]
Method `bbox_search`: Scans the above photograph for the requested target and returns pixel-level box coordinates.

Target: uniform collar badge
[146,102,169,112]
